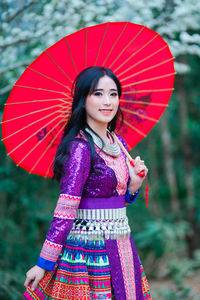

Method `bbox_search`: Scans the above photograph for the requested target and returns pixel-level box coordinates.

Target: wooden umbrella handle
[113,133,145,177]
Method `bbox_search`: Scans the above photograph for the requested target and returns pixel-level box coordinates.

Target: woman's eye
[111,92,118,97]
[94,92,102,96]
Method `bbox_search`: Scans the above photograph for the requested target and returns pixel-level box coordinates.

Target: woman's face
[85,75,119,128]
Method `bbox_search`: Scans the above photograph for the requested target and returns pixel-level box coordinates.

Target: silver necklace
[85,127,121,157]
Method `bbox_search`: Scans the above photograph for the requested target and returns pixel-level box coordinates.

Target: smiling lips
[99,109,113,115]
[99,109,113,111]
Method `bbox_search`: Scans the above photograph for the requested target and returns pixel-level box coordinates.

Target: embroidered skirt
[24,233,152,300]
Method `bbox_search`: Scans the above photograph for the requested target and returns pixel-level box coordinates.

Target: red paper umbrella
[1,22,175,178]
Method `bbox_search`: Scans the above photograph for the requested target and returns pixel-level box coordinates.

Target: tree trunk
[176,73,196,257]
[160,112,179,213]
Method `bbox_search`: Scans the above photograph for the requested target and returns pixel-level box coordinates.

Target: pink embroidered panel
[117,237,136,300]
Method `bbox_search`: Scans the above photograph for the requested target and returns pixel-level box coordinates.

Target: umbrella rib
[120,57,175,82]
[32,121,67,176]
[7,113,65,156]
[28,119,67,173]
[94,22,109,66]
[120,99,168,107]
[1,110,69,141]
[1,103,68,124]
[122,88,174,94]
[44,121,68,177]
[5,98,71,105]
[44,50,73,83]
[123,72,176,88]
[118,117,146,137]
[102,22,128,66]
[64,37,78,75]
[14,84,70,96]
[114,33,159,73]
[118,45,168,77]
[27,67,71,92]
[108,26,145,69]
[85,28,87,68]
[121,107,158,122]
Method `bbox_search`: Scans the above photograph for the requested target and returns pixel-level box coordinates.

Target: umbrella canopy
[1,22,175,177]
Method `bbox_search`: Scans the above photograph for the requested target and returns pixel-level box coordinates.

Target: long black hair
[52,66,124,182]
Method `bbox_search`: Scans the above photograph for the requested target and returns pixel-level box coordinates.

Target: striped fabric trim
[40,239,63,262]
[39,193,81,264]
[54,193,81,219]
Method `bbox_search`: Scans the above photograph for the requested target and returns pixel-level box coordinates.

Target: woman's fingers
[24,274,42,291]
[24,274,34,289]
[24,276,31,288]
[126,157,148,175]
[24,266,46,292]
[127,157,148,176]
[31,277,42,291]
[137,166,148,175]
[134,156,145,165]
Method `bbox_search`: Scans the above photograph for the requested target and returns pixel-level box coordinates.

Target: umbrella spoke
[120,99,168,107]
[118,117,146,137]
[114,33,159,73]
[1,103,68,123]
[85,28,87,68]
[1,110,70,141]
[120,57,175,82]
[27,67,71,92]
[7,113,65,156]
[109,26,145,69]
[5,97,72,105]
[29,119,67,175]
[117,45,168,77]
[122,88,174,94]
[95,23,109,66]
[15,84,70,96]
[121,107,158,122]
[123,72,176,88]
[102,22,128,66]
[64,37,78,75]
[44,50,73,83]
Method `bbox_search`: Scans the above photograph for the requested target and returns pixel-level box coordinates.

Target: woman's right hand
[24,265,46,292]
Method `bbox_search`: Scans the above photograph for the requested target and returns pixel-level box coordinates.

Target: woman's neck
[86,122,111,143]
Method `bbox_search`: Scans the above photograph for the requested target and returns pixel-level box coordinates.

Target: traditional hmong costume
[24,129,152,300]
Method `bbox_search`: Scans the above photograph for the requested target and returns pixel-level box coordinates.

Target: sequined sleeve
[36,139,91,271]
[117,134,140,205]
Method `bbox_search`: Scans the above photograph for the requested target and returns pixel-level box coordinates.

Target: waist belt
[76,207,127,220]
[68,207,131,240]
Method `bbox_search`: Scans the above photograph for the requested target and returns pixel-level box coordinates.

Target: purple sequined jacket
[36,131,139,271]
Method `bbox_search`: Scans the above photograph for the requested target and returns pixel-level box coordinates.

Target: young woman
[24,66,152,300]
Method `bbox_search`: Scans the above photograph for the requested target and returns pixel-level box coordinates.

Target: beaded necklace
[85,127,121,157]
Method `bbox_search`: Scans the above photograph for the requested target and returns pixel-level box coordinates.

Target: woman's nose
[103,95,111,105]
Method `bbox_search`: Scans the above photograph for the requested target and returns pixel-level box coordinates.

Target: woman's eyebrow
[94,88,117,91]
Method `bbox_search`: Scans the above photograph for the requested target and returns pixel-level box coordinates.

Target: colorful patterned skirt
[24,234,152,300]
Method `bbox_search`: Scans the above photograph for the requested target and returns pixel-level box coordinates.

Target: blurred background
[0,0,200,299]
